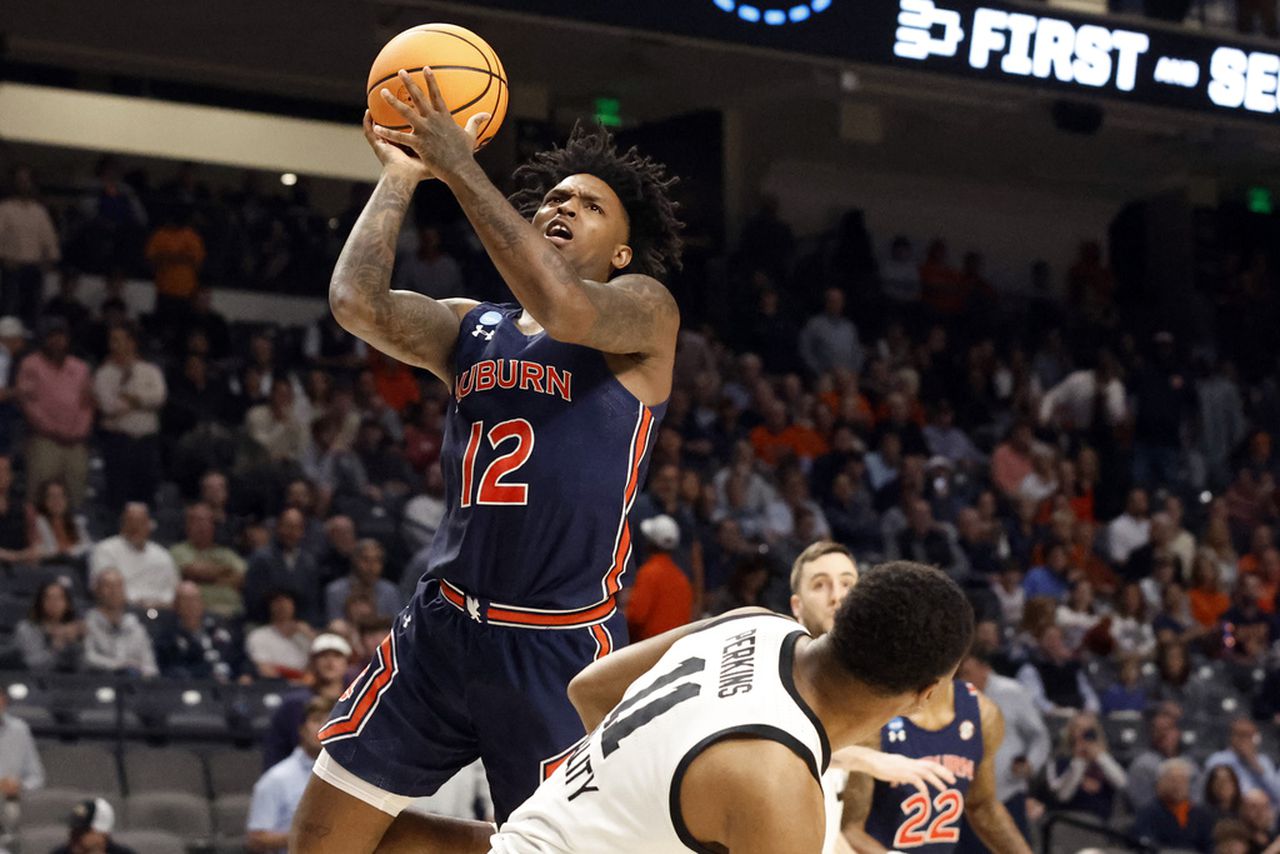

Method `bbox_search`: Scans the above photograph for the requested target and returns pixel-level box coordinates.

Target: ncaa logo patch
[960,720,975,741]
[887,718,907,743]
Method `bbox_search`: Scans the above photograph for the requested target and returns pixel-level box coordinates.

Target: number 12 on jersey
[460,418,535,507]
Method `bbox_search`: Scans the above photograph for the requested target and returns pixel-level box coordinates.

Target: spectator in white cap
[625,515,693,642]
[0,315,27,453]
[262,633,353,769]
[51,797,136,854]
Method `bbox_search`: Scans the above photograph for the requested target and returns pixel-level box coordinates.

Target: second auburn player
[785,541,1029,853]
[292,67,683,853]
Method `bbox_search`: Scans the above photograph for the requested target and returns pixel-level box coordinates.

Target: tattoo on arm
[332,170,415,321]
[329,170,467,379]
[468,186,526,253]
[575,275,679,355]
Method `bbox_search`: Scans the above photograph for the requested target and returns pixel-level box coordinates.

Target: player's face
[790,553,859,636]
[532,174,632,279]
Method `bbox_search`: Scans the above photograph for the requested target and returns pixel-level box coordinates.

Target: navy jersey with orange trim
[417,301,665,613]
[864,681,985,852]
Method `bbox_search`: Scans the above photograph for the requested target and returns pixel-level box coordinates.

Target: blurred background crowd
[0,149,1277,852]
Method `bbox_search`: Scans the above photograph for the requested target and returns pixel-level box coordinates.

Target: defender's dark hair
[509,123,684,280]
[829,561,974,695]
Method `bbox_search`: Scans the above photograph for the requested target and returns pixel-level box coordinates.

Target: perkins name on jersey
[718,629,758,698]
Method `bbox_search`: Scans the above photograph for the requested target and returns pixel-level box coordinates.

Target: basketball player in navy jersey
[841,679,1030,854]
[292,67,683,852]
[785,541,1028,853]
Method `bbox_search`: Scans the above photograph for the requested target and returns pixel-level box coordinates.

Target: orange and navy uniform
[320,302,665,821]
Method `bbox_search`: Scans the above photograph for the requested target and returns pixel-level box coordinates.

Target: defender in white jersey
[489,561,975,854]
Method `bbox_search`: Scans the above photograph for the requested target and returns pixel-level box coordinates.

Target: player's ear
[610,243,633,272]
[789,593,801,622]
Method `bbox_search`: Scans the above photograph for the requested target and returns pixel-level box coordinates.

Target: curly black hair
[509,123,684,280]
[829,561,974,695]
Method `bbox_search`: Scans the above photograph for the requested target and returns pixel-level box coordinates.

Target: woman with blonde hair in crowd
[1046,710,1128,821]
[1188,549,1232,630]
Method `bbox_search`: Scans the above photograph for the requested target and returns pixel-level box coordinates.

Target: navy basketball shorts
[317,579,627,822]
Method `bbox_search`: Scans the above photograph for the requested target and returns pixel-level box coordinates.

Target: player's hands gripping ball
[373,69,490,183]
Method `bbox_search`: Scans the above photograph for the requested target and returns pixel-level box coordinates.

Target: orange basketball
[366,23,508,148]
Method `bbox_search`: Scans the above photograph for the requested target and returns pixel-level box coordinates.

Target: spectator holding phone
[1046,711,1128,821]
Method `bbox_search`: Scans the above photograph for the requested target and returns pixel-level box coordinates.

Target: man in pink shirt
[17,317,94,506]
[991,420,1037,499]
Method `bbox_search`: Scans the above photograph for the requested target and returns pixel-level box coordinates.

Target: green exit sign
[594,97,622,128]
[1248,186,1273,215]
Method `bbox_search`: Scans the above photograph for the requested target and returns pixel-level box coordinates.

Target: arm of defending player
[832,746,957,798]
[965,695,1033,854]
[328,110,479,386]
[838,770,890,854]
[567,607,773,731]
[374,72,679,358]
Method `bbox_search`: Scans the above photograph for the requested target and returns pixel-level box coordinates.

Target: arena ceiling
[4,0,1280,196]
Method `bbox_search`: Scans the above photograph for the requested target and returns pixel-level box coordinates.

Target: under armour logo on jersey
[960,720,975,741]
[402,613,412,629]
[472,309,503,341]
[466,595,482,622]
[887,717,907,743]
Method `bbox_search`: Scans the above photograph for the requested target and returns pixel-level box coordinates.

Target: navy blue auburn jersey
[864,681,985,852]
[416,302,667,620]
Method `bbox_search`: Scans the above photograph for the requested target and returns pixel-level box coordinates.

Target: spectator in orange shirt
[625,515,693,642]
[367,350,421,414]
[1188,551,1231,630]
[145,205,206,326]
[748,400,828,467]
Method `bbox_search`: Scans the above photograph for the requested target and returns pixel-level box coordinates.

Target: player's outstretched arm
[372,71,678,358]
[963,696,1033,854]
[329,109,479,386]
[568,607,772,731]
[832,745,957,798]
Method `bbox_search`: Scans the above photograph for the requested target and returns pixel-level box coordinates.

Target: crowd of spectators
[3,149,1280,852]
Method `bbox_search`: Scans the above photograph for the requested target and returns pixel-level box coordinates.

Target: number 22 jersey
[489,613,832,853]
[864,681,984,852]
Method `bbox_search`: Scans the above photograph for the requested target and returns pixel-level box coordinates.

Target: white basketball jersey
[490,613,831,854]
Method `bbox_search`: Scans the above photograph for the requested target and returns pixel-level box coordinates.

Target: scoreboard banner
[467,0,1280,122]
